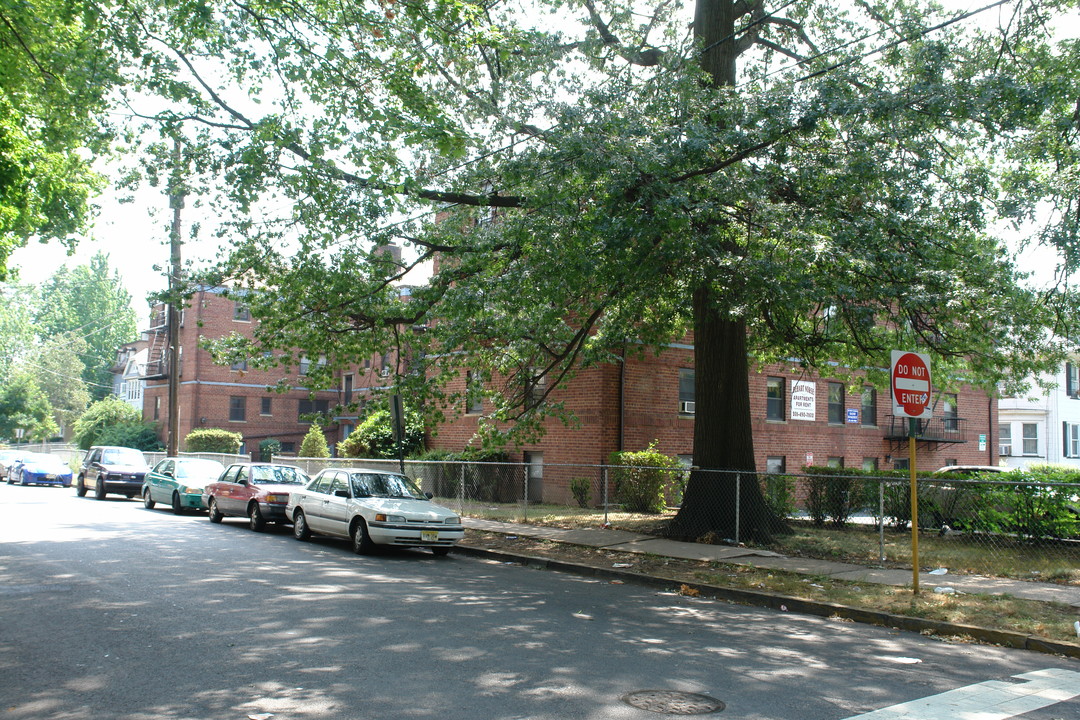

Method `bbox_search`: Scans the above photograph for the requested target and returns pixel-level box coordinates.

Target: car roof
[935,465,1004,473]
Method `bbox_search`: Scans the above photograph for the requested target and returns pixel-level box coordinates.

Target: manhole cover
[621,690,725,715]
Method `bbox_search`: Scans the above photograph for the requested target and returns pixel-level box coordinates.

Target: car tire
[248,503,266,532]
[292,509,311,541]
[431,547,451,557]
[207,498,223,523]
[351,519,375,555]
[76,476,87,497]
[171,492,185,515]
[143,488,156,509]
[95,479,106,500]
[5,473,12,485]
[19,471,27,486]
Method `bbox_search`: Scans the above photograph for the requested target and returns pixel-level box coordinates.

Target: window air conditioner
[999,445,1011,457]
[680,401,696,414]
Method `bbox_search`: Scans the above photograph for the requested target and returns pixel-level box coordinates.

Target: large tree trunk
[667,286,788,542]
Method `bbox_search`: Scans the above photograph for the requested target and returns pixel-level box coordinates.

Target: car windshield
[35,454,67,467]
[101,448,146,465]
[349,472,426,499]
[176,460,225,479]
[250,466,308,485]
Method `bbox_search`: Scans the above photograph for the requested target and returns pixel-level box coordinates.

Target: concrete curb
[453,543,1080,659]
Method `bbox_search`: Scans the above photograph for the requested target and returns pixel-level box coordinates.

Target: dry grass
[463,530,1080,644]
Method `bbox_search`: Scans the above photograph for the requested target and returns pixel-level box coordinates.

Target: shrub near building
[609,443,684,514]
[184,428,243,454]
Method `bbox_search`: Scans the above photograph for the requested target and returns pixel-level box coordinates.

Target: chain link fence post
[879,479,886,563]
[734,471,741,546]
[603,466,609,525]
[522,463,528,523]
[458,462,465,516]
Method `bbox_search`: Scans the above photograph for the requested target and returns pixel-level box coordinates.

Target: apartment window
[298,398,330,421]
[1022,423,1038,455]
[942,393,958,432]
[1068,362,1080,398]
[229,396,246,422]
[1065,422,1080,458]
[466,371,483,414]
[679,369,695,415]
[999,424,1012,456]
[343,374,354,405]
[766,377,785,420]
[261,397,272,416]
[230,358,248,372]
[862,458,878,472]
[233,302,251,322]
[893,458,910,470]
[860,387,877,427]
[280,441,295,454]
[299,355,310,376]
[766,456,786,474]
[827,382,845,424]
[154,396,160,421]
[827,456,844,468]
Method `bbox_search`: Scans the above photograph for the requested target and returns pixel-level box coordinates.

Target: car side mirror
[425,492,433,499]
[163,470,174,478]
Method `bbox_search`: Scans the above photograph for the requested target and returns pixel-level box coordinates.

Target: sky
[6,0,1072,328]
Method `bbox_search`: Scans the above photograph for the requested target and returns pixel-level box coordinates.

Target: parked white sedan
[286,468,464,555]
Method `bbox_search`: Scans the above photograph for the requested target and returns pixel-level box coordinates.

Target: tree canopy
[0,0,117,278]
[57,0,1080,538]
[34,252,137,400]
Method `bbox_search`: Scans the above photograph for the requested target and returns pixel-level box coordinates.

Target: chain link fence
[148,451,1079,582]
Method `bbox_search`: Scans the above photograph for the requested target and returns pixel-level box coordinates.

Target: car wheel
[351,519,375,555]
[19,471,27,486]
[292,509,311,541]
[76,476,87,497]
[248,503,266,532]
[207,498,223,523]
[171,492,185,515]
[143,488,156,509]
[95,479,106,500]
[431,547,451,557]
[5,472,12,485]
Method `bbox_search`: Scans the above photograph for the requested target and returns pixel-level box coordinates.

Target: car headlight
[375,513,405,523]
[265,494,289,504]
[445,517,461,525]
[182,486,203,495]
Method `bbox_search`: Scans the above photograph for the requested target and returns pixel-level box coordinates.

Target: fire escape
[142,307,170,380]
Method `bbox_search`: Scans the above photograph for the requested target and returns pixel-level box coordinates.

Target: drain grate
[622,690,725,715]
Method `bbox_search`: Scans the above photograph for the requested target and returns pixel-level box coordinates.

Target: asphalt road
[1,482,1078,720]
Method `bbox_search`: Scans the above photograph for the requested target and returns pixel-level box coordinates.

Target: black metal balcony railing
[885,415,965,443]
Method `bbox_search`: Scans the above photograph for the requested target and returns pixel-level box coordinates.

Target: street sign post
[891,351,933,595]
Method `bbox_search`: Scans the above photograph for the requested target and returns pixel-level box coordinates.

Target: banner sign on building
[791,380,816,421]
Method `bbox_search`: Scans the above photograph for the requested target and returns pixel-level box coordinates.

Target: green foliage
[570,477,592,509]
[259,438,282,461]
[72,396,141,450]
[340,407,424,459]
[0,371,54,441]
[184,428,243,454]
[760,474,796,518]
[95,422,164,452]
[30,333,91,433]
[608,443,683,514]
[299,425,330,458]
[34,254,136,401]
[804,467,864,528]
[413,448,511,500]
[0,0,114,278]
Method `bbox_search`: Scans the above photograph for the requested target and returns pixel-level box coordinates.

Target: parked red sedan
[203,463,310,531]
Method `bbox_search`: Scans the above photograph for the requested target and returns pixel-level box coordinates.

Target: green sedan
[142,458,226,515]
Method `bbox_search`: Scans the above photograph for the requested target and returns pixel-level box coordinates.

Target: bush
[299,425,329,458]
[608,442,682,514]
[570,477,591,508]
[803,467,864,527]
[185,428,243,454]
[412,448,511,500]
[760,473,796,518]
[72,396,141,449]
[95,422,164,451]
[340,407,424,458]
[259,438,281,461]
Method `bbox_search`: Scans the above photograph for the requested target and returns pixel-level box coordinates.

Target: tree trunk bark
[667,285,788,542]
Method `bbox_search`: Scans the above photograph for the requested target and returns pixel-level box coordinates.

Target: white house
[111,340,148,414]
[998,360,1080,469]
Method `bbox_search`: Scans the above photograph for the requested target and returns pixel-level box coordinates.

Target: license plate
[45,475,56,480]
[421,531,439,542]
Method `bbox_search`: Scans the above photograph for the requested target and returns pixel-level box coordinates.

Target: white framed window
[999,423,1012,456]
[1064,422,1080,458]
[1022,423,1039,456]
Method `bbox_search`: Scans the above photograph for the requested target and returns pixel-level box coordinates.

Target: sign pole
[909,417,919,595]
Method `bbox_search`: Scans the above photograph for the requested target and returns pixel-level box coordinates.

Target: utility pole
[166,138,184,457]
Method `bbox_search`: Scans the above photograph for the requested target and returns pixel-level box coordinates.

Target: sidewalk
[462,518,1080,608]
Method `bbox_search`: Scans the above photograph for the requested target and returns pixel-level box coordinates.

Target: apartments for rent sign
[790,380,816,421]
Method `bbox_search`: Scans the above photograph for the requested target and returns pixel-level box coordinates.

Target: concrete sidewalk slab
[602,537,784,562]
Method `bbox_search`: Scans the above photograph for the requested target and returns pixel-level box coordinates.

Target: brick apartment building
[142,287,344,455]
[427,340,999,502]
[141,286,997,498]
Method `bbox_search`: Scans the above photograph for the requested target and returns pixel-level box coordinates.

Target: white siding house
[998,361,1080,469]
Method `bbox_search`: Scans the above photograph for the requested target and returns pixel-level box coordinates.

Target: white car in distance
[286,468,464,555]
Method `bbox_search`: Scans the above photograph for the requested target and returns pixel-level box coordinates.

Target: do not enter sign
[891,350,932,419]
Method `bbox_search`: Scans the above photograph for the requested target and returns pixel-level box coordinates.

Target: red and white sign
[891,350,932,419]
